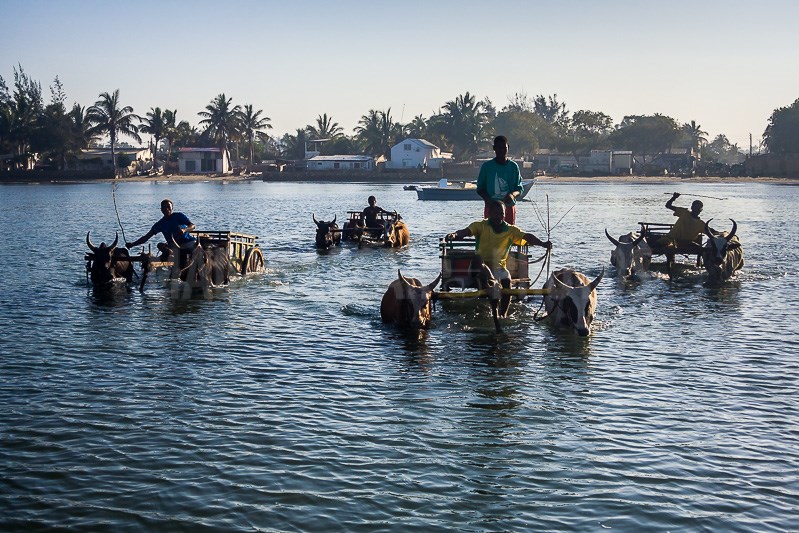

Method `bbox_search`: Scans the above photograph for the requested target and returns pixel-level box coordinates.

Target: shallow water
[1,179,797,531]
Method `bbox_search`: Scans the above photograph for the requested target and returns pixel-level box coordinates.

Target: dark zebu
[702,219,743,283]
[542,268,604,336]
[86,232,134,287]
[381,269,441,328]
[313,214,341,249]
[169,241,231,299]
[605,229,651,279]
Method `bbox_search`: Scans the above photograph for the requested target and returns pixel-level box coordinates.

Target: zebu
[380,270,441,328]
[605,229,651,279]
[382,215,409,247]
[542,268,604,336]
[85,232,134,287]
[313,214,341,249]
[702,219,744,283]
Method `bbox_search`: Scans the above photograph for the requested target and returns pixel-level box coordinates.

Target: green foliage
[763,98,799,154]
[702,134,744,164]
[489,110,552,155]
[609,114,680,155]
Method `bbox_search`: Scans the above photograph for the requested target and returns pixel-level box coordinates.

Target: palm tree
[354,108,401,158]
[162,109,178,167]
[405,114,427,139]
[140,107,166,170]
[198,93,241,170]
[441,92,489,159]
[238,104,272,168]
[683,120,708,155]
[86,89,141,176]
[308,113,343,139]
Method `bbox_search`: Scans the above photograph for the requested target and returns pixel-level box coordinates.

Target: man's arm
[126,228,157,249]
[665,192,680,212]
[476,163,490,201]
[446,227,472,241]
[522,232,551,250]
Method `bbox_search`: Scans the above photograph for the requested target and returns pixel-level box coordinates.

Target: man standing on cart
[476,135,523,224]
[126,198,197,265]
[446,201,551,317]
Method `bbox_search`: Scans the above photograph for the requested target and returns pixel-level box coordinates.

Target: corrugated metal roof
[178,147,222,152]
[307,155,373,161]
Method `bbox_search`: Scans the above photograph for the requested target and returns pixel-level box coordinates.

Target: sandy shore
[4,172,798,185]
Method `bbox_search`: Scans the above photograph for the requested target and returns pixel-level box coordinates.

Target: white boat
[414,178,536,201]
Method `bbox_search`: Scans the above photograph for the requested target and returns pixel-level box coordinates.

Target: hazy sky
[2,0,797,150]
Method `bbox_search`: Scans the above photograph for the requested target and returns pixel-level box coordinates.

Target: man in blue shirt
[476,135,523,224]
[126,199,196,261]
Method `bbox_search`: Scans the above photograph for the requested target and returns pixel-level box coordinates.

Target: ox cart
[637,221,703,277]
[341,210,408,247]
[85,230,265,292]
[437,237,535,292]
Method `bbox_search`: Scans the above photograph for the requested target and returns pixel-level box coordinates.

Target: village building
[77,147,150,170]
[306,155,375,171]
[177,147,230,174]
[386,138,453,169]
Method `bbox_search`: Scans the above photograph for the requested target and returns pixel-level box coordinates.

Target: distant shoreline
[2,173,797,186]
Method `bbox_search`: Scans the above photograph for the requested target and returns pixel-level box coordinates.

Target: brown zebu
[542,268,604,336]
[702,219,744,283]
[85,232,134,287]
[381,270,441,328]
[382,215,410,248]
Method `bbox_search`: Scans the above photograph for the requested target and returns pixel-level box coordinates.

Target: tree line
[2,64,797,173]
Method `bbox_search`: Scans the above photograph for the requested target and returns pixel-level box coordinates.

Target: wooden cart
[438,237,531,291]
[638,221,703,276]
[193,230,265,275]
[342,210,403,246]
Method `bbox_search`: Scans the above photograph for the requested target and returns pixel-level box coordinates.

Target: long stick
[663,192,727,200]
[112,181,128,244]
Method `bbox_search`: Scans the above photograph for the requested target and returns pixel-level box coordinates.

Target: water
[1,179,797,531]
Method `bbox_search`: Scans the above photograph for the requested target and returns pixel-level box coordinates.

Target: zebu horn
[331,215,336,225]
[398,269,411,287]
[631,232,645,247]
[86,231,99,252]
[553,275,575,290]
[425,273,442,291]
[704,219,714,239]
[312,213,319,226]
[726,219,737,242]
[589,267,605,291]
[604,229,621,247]
[704,219,718,252]
[109,233,119,251]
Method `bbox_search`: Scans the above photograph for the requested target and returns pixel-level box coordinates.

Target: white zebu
[543,268,604,336]
[605,229,651,279]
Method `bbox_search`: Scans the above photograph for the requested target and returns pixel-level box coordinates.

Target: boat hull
[415,179,535,201]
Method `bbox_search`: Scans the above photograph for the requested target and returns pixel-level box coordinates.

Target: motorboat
[413,178,535,201]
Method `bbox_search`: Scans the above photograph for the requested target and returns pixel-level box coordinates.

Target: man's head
[368,195,377,206]
[493,136,508,161]
[691,200,703,216]
[160,199,173,216]
[487,200,506,228]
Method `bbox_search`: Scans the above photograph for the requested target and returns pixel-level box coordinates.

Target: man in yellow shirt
[446,201,551,317]
[661,192,705,244]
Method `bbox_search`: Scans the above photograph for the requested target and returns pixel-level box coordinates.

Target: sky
[2,0,798,150]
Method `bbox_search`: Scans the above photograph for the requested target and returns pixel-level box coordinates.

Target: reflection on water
[1,180,798,531]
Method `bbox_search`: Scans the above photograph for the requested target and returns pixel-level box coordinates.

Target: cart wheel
[242,247,265,274]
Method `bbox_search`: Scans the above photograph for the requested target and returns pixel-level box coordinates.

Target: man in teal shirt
[476,135,523,224]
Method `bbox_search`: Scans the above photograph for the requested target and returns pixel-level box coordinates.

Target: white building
[581,150,633,174]
[177,148,230,174]
[387,138,453,169]
[306,155,375,171]
[77,147,149,169]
